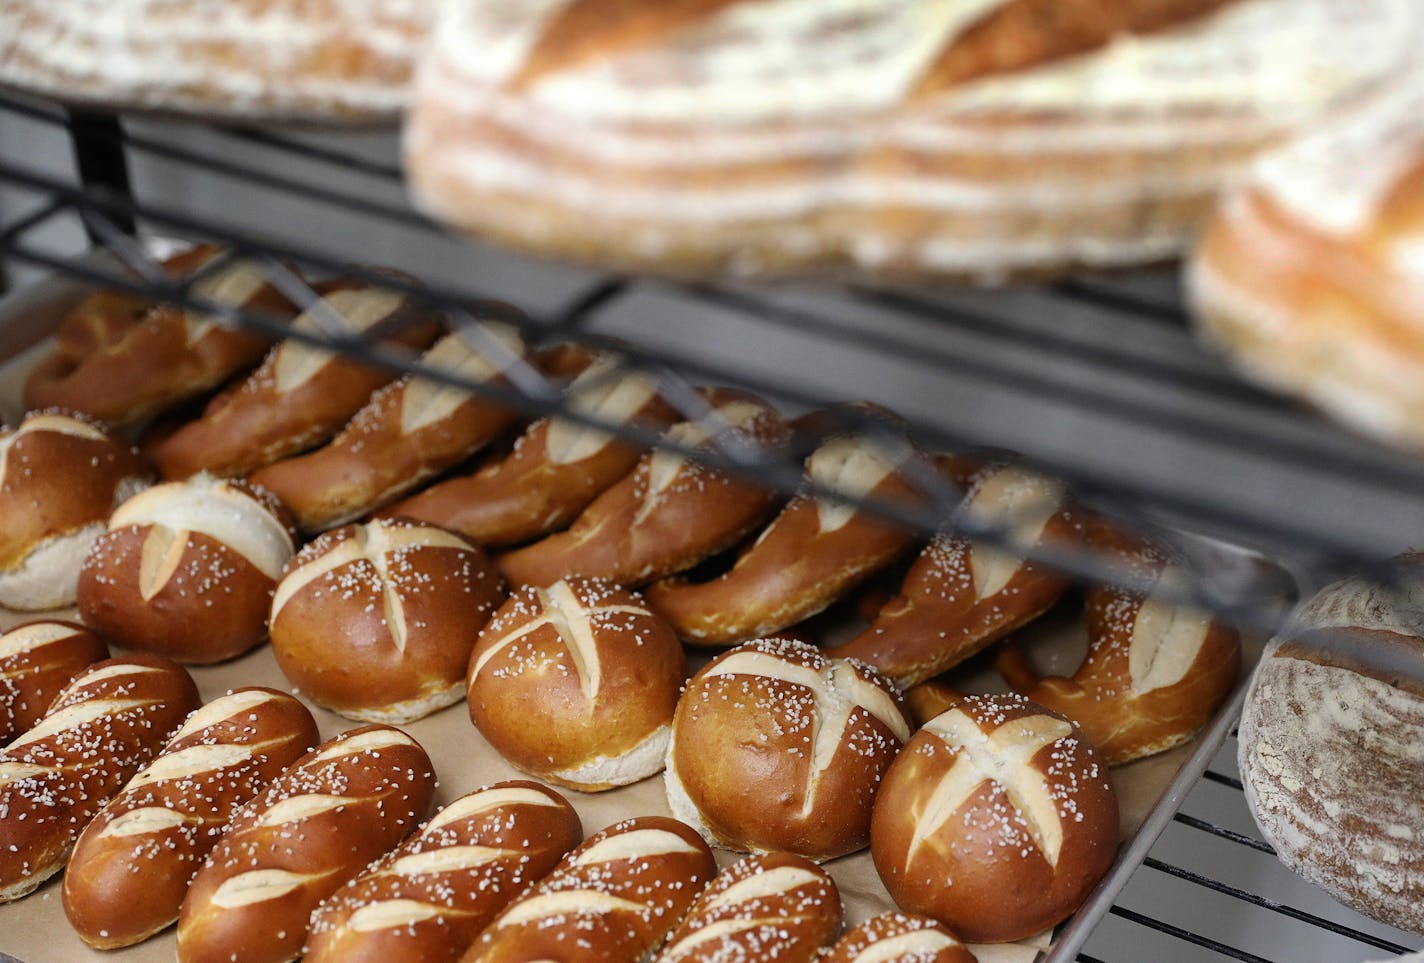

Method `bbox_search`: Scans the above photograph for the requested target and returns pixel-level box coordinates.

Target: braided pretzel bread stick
[176,724,437,963]
[384,358,677,547]
[828,459,1080,686]
[997,518,1241,765]
[306,780,583,963]
[150,277,442,480]
[0,621,108,743]
[460,815,717,962]
[252,324,532,533]
[652,851,841,963]
[822,913,979,963]
[62,687,319,948]
[0,655,200,902]
[499,388,791,588]
[25,245,297,427]
[646,433,923,645]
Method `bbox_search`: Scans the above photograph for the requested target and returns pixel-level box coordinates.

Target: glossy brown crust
[0,656,201,902]
[821,912,978,963]
[668,637,911,861]
[467,579,685,790]
[654,851,841,963]
[149,280,442,479]
[902,678,965,728]
[870,693,1118,943]
[63,688,319,948]
[997,519,1242,765]
[0,621,108,742]
[461,816,717,962]
[305,781,583,963]
[828,460,1080,686]
[499,389,790,588]
[270,519,505,722]
[0,412,150,575]
[176,725,438,963]
[24,246,293,427]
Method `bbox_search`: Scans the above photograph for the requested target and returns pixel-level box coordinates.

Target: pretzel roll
[251,324,531,533]
[647,434,922,645]
[0,410,150,610]
[0,621,108,743]
[306,781,583,963]
[998,520,1241,765]
[829,459,1079,686]
[822,913,978,963]
[24,246,295,427]
[0,655,200,902]
[903,679,965,728]
[870,693,1118,943]
[386,359,676,546]
[63,687,318,948]
[500,389,790,588]
[666,637,911,861]
[150,278,442,480]
[176,724,437,963]
[653,851,841,963]
[468,578,685,791]
[462,816,717,962]
[271,518,504,723]
[76,474,298,664]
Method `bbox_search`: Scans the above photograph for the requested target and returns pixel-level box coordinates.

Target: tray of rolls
[0,246,1284,963]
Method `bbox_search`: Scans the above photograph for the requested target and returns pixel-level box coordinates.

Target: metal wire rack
[0,94,1421,962]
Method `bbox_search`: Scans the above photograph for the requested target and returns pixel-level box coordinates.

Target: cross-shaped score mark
[469,580,649,701]
[907,709,1073,870]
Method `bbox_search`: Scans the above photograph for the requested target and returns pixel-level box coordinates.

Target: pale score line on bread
[181,259,269,346]
[635,400,770,527]
[0,622,88,664]
[805,437,898,534]
[399,325,525,436]
[908,710,1075,869]
[847,930,960,963]
[271,288,407,394]
[544,363,662,465]
[659,865,830,958]
[0,413,108,483]
[957,466,1066,598]
[1126,577,1215,696]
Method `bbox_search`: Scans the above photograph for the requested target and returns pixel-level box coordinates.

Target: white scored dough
[183,259,268,343]
[6,697,156,751]
[310,727,417,761]
[494,889,647,927]
[572,827,702,865]
[400,324,525,435]
[347,899,445,933]
[170,689,283,740]
[544,363,662,465]
[0,621,85,660]
[851,930,960,963]
[959,466,1066,598]
[424,785,562,833]
[809,437,898,534]
[272,288,407,393]
[702,865,825,909]
[98,807,189,838]
[210,869,318,909]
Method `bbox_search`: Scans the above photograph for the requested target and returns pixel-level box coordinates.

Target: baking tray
[0,257,1291,962]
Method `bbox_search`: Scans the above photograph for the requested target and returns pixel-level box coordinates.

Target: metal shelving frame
[0,94,1421,962]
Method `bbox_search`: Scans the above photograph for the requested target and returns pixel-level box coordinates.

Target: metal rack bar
[64,111,133,241]
[1107,906,1274,963]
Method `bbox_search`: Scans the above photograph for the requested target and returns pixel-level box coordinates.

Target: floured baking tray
[0,261,1292,963]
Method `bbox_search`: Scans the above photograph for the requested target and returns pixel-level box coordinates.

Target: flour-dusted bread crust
[63,688,319,949]
[1239,555,1424,935]
[306,781,582,963]
[822,913,979,963]
[0,411,150,611]
[0,621,109,743]
[0,2,436,123]
[407,0,1417,281]
[467,578,685,792]
[870,693,1118,943]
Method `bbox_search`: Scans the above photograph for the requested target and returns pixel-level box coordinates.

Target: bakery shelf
[0,96,1421,962]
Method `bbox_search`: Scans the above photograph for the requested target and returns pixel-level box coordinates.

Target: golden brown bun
[63,688,319,949]
[666,637,911,861]
[460,816,717,962]
[997,518,1241,765]
[870,693,1118,943]
[270,518,505,723]
[902,679,966,728]
[76,475,298,664]
[305,781,583,963]
[0,656,201,903]
[24,247,294,427]
[0,621,108,742]
[176,725,437,963]
[822,913,979,963]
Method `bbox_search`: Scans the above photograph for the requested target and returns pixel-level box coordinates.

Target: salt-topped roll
[0,621,108,742]
[822,913,979,963]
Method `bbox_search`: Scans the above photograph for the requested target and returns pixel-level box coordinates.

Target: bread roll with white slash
[0,621,108,742]
[653,851,841,963]
[270,518,505,723]
[666,637,912,861]
[251,323,531,533]
[76,474,298,664]
[467,578,685,791]
[460,816,717,962]
[305,780,583,963]
[0,655,200,902]
[63,687,319,949]
[386,358,677,546]
[176,724,437,963]
[822,913,979,963]
[646,433,922,645]
[150,278,442,480]
[499,388,791,588]
[0,410,149,610]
